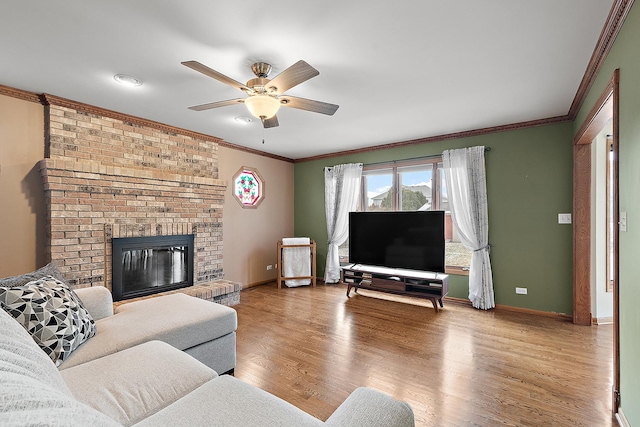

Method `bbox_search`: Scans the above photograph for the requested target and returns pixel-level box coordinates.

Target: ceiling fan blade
[265,61,319,94]
[182,61,251,93]
[263,115,279,128]
[280,96,339,116]
[188,98,245,111]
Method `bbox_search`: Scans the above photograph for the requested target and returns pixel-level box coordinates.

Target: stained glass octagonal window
[233,166,265,208]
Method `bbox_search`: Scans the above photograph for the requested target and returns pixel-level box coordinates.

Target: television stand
[341,264,449,312]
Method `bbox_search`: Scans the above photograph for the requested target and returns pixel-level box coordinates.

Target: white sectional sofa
[64,286,237,375]
[0,266,415,426]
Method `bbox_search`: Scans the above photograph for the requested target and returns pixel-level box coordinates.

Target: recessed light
[114,74,143,87]
[234,116,253,124]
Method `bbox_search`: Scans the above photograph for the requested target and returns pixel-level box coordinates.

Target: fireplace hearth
[112,234,195,302]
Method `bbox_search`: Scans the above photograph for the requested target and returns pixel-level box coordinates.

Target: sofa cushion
[325,387,415,427]
[0,304,119,427]
[74,286,114,321]
[61,340,218,426]
[0,305,71,395]
[0,276,96,366]
[135,375,325,427]
[59,293,237,369]
[0,373,121,427]
[0,262,70,287]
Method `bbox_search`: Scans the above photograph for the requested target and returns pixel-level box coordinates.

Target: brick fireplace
[38,95,230,299]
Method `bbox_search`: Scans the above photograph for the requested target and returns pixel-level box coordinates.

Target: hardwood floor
[233,282,614,426]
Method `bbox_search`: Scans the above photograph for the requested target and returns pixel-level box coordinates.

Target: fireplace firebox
[112,234,194,301]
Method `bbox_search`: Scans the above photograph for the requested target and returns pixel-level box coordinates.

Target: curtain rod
[360,147,491,168]
[323,147,491,170]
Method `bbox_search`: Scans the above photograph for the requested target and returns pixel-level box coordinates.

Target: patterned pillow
[0,262,70,288]
[0,276,96,366]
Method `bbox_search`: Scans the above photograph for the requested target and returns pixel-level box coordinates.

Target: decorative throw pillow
[0,276,96,366]
[0,262,71,288]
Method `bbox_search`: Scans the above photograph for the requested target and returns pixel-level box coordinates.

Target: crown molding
[573,69,618,145]
[3,0,632,165]
[0,84,41,103]
[1,85,293,162]
[38,92,293,163]
[568,0,634,119]
[294,115,571,163]
[296,0,633,163]
[216,141,293,162]
[41,93,223,143]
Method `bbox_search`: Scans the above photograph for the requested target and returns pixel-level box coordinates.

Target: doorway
[573,69,619,415]
[591,124,614,324]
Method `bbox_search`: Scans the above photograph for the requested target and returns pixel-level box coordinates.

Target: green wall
[575,2,640,423]
[294,122,574,314]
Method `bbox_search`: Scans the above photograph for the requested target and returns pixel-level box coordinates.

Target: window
[232,166,265,209]
[340,157,471,273]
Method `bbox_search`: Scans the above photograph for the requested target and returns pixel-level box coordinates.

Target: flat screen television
[348,211,445,273]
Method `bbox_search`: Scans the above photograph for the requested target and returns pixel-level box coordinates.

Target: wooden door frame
[573,69,619,414]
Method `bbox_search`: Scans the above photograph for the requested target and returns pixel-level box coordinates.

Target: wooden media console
[341,264,449,312]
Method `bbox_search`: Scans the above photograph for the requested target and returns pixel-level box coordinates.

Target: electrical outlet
[515,287,528,295]
[266,265,273,271]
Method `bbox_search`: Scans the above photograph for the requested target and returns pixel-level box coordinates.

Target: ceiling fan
[182,60,339,128]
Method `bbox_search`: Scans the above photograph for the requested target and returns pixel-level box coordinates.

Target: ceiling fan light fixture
[244,95,280,120]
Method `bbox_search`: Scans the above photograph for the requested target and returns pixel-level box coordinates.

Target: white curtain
[442,146,495,309]
[324,163,362,283]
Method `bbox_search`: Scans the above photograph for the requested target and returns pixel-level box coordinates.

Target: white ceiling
[1,1,613,160]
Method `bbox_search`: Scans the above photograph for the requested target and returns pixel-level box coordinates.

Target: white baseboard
[593,316,614,325]
[616,407,631,427]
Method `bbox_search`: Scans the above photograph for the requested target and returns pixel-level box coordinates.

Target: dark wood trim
[240,281,271,290]
[573,70,618,325]
[572,68,619,414]
[5,0,633,165]
[573,143,592,326]
[0,87,294,163]
[217,141,293,163]
[295,0,633,164]
[444,296,573,320]
[0,84,41,103]
[611,68,621,416]
[42,93,294,162]
[41,93,224,143]
[244,277,325,289]
[295,115,570,163]
[573,77,615,145]
[568,0,634,119]
[4,0,632,168]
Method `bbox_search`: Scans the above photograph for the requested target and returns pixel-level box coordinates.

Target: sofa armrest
[325,387,415,427]
[74,287,114,321]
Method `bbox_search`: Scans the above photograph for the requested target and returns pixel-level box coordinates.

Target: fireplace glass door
[112,235,194,301]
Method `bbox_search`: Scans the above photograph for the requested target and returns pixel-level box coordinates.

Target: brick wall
[39,98,226,291]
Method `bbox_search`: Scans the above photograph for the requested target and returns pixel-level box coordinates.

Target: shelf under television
[341,263,449,312]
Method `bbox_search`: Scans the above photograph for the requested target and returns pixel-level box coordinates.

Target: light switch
[558,213,572,224]
[620,211,627,232]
